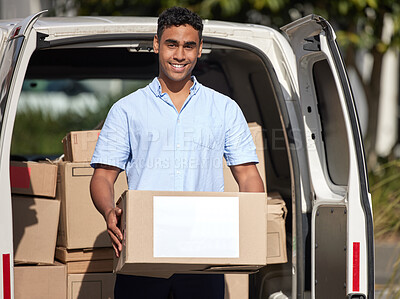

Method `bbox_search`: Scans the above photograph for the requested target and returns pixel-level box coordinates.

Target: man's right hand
[105,207,124,257]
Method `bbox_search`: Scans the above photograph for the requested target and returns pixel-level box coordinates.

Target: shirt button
[176,144,181,148]
[177,119,180,123]
[176,170,181,174]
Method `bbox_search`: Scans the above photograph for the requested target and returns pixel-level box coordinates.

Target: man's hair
[157,7,203,40]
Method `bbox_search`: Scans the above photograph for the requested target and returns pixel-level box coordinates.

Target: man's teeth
[172,64,185,68]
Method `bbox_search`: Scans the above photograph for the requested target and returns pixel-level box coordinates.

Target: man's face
[153,24,203,83]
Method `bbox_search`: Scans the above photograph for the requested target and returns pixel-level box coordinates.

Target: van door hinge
[37,31,50,49]
[303,35,320,51]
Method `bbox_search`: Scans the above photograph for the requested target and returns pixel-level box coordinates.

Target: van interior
[11,36,296,298]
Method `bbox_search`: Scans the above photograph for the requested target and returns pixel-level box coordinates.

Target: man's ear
[153,35,159,54]
[198,39,203,58]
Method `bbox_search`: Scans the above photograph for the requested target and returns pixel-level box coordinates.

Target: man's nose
[174,46,185,61]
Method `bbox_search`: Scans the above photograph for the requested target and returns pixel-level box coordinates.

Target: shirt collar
[149,76,201,98]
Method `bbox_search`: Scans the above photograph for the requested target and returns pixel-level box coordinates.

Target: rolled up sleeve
[223,101,259,166]
[91,103,131,170]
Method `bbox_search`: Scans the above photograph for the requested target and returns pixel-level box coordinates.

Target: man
[90,6,264,299]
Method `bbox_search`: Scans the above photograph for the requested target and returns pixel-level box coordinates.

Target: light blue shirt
[91,77,258,192]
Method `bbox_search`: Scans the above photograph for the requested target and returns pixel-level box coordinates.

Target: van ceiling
[25,48,159,80]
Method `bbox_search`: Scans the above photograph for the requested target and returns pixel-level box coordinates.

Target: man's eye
[167,44,177,48]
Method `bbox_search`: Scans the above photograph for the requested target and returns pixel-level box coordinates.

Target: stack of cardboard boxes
[10,160,67,298]
[10,123,287,299]
[57,130,127,299]
[10,130,126,299]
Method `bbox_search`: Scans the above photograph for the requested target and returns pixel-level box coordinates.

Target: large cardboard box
[62,130,100,162]
[14,262,67,299]
[115,190,267,278]
[57,162,128,249]
[12,195,60,264]
[10,161,58,198]
[225,194,287,299]
[223,122,266,192]
[68,273,115,299]
[267,193,288,264]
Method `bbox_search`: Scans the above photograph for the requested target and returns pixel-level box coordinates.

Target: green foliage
[11,97,115,158]
[197,0,243,17]
[317,0,400,52]
[75,0,164,17]
[249,0,288,12]
[370,160,400,299]
[11,78,150,159]
[384,259,400,299]
[71,0,400,53]
[370,159,400,239]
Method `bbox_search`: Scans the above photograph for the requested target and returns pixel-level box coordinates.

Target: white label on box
[153,196,239,258]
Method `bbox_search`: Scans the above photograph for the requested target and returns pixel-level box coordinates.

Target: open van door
[0,11,46,299]
[281,15,374,298]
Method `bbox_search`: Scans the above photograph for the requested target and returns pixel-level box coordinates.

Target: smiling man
[154,23,201,107]
[90,6,264,299]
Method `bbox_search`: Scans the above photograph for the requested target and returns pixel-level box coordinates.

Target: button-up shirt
[91,76,258,192]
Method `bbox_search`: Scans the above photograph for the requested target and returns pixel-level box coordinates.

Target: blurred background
[1,0,400,297]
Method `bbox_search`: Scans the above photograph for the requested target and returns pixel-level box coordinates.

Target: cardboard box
[14,262,67,299]
[224,274,249,299]
[57,162,128,249]
[267,193,288,264]
[223,194,287,299]
[65,260,114,274]
[223,122,266,192]
[115,190,267,278]
[12,195,60,264]
[56,247,114,274]
[185,195,287,299]
[68,273,115,299]
[56,247,114,263]
[10,161,58,198]
[63,130,100,162]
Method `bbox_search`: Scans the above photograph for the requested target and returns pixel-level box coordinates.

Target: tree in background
[71,0,400,169]
[308,0,400,169]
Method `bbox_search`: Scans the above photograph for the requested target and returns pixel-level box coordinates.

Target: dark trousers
[114,273,225,299]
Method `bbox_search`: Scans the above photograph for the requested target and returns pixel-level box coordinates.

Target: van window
[312,59,349,186]
[11,78,150,159]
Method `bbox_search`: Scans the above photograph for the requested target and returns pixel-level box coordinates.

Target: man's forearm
[238,172,265,192]
[90,174,115,219]
[230,163,265,193]
[90,166,124,257]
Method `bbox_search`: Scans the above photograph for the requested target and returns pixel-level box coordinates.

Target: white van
[0,11,374,298]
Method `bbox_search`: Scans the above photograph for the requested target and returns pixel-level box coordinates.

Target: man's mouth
[170,63,187,68]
